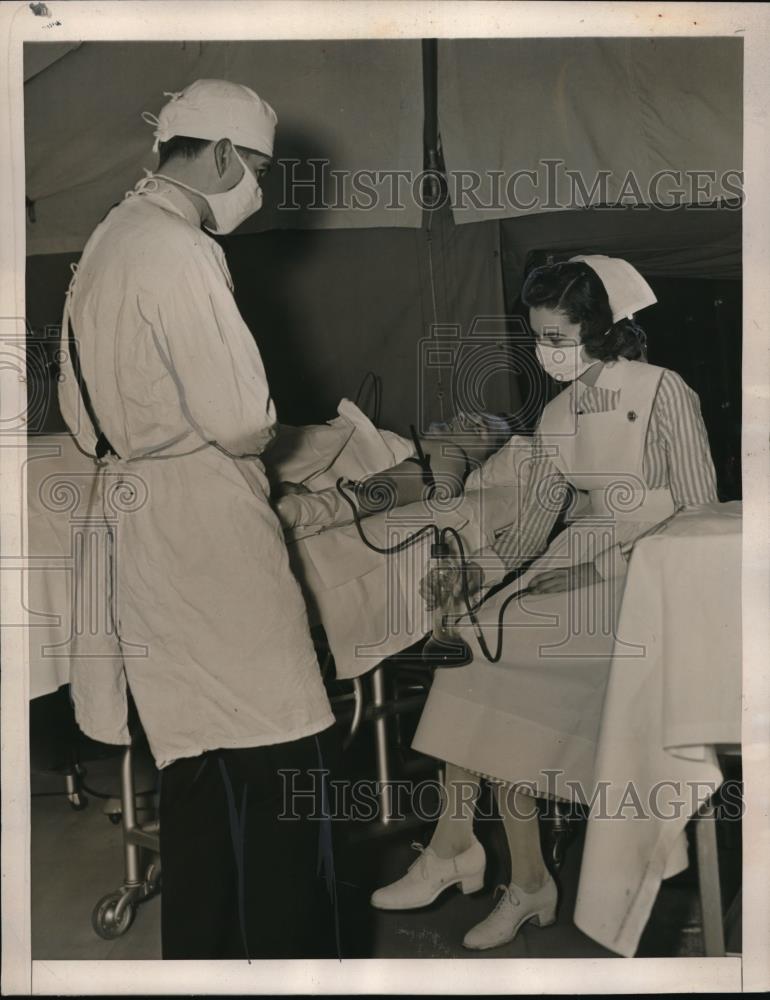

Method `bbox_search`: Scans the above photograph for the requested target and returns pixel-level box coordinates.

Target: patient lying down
[271,411,520,539]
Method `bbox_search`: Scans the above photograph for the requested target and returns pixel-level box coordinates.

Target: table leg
[695,806,725,956]
[723,886,742,954]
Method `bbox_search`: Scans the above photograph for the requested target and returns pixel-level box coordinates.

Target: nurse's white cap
[142,79,277,156]
[569,254,657,323]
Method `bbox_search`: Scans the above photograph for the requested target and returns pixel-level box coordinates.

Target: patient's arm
[274,417,524,544]
[354,443,468,513]
[354,417,506,514]
[275,486,352,534]
[274,480,312,497]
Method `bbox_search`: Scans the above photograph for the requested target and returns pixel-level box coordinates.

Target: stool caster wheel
[144,861,160,895]
[551,837,567,871]
[65,768,87,811]
[145,861,161,894]
[547,821,576,872]
[103,796,122,824]
[92,891,135,939]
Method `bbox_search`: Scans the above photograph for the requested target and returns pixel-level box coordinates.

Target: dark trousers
[159,725,343,960]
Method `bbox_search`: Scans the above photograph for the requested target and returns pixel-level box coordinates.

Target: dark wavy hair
[521,260,648,362]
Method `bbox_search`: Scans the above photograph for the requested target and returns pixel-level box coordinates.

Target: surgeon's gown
[58,180,334,768]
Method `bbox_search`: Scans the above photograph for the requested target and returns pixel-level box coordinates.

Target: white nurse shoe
[370,836,486,910]
[462,874,558,950]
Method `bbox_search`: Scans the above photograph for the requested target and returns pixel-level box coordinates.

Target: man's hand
[419,560,484,611]
[527,562,601,595]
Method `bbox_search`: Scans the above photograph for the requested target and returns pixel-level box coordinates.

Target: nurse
[58,80,340,959]
[370,255,718,950]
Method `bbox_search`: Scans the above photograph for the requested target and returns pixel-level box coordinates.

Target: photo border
[1,2,767,994]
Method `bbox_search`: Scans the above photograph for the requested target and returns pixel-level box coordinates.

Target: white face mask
[535,342,595,383]
[152,147,263,234]
[202,148,263,234]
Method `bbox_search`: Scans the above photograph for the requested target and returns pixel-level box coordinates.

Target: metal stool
[91,742,160,939]
[694,745,742,956]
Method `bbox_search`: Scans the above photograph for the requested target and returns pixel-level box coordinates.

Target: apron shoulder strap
[537,383,575,437]
[66,316,119,461]
[609,359,666,426]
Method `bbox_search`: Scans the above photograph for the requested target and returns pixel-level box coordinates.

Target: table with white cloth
[24,434,121,701]
[571,501,742,955]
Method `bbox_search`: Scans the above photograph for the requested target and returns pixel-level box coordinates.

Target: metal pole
[422,39,439,175]
[342,676,364,750]
[371,667,392,825]
[120,744,141,885]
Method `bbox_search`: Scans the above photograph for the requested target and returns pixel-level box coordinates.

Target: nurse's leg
[462,781,557,950]
[427,762,481,858]
[495,782,550,891]
[370,760,484,910]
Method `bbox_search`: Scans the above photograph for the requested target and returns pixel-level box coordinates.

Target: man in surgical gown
[58,80,341,959]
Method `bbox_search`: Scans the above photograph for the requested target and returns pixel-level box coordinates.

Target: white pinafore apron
[412,359,676,800]
[61,186,334,767]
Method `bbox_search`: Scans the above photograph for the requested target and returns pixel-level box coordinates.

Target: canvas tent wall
[437,37,742,223]
[23,39,425,252]
[24,37,742,439]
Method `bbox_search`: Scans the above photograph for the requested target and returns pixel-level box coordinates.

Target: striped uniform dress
[412,362,720,797]
[493,368,718,578]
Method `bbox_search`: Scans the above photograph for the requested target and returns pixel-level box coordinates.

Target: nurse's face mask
[530,306,597,383]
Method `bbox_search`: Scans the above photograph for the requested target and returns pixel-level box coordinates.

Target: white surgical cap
[142,79,277,156]
[570,254,657,323]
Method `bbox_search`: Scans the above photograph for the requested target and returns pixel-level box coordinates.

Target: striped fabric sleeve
[654,369,719,507]
[607,369,719,575]
[491,437,566,574]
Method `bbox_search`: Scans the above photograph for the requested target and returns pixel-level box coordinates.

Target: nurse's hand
[420,560,484,611]
[528,562,601,594]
